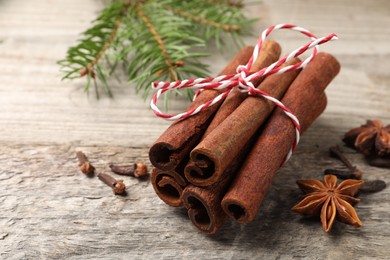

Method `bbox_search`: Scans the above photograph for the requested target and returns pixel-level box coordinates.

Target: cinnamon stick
[181,172,230,235]
[149,46,254,171]
[181,137,254,234]
[181,58,300,234]
[221,52,341,224]
[185,57,301,186]
[201,40,282,138]
[151,159,189,207]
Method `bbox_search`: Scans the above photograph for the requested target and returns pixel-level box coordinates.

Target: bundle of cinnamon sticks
[150,42,340,234]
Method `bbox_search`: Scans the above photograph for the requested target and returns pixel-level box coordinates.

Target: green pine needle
[58,0,256,104]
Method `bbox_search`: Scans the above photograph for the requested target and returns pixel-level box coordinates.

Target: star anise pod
[343,120,390,156]
[292,175,364,232]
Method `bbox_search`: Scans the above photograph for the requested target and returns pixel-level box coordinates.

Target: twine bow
[150,24,338,162]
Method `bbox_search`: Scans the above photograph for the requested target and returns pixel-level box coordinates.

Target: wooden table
[1,0,389,259]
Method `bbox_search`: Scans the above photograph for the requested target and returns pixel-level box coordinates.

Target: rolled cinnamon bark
[181,171,230,235]
[149,46,254,171]
[201,40,282,138]
[185,58,302,187]
[221,52,341,224]
[181,138,253,234]
[181,58,301,234]
[151,159,189,207]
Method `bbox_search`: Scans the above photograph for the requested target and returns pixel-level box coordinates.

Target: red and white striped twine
[150,24,337,163]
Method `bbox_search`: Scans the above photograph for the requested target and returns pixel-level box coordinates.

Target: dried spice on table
[185,56,300,187]
[326,145,386,192]
[292,174,364,232]
[325,145,362,180]
[148,24,339,234]
[97,173,127,195]
[221,52,340,224]
[149,46,254,171]
[151,158,189,207]
[109,162,149,179]
[76,151,95,176]
[343,120,390,156]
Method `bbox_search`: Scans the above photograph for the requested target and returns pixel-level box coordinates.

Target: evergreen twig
[58,0,255,103]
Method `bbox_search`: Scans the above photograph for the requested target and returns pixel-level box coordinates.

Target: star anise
[292,175,364,232]
[343,120,390,156]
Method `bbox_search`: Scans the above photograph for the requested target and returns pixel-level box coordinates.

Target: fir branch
[166,7,241,33]
[58,0,256,103]
[160,0,253,49]
[135,4,177,81]
[124,2,209,100]
[82,2,130,78]
[204,0,244,8]
[58,2,130,97]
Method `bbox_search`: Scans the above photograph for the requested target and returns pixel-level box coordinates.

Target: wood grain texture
[0,0,389,259]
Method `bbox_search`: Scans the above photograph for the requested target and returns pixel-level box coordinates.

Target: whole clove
[359,180,387,193]
[329,145,354,168]
[109,163,148,178]
[327,145,363,179]
[76,151,95,175]
[97,173,126,195]
[327,146,386,193]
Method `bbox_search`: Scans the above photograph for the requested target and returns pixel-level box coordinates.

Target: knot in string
[236,64,255,94]
[150,24,337,163]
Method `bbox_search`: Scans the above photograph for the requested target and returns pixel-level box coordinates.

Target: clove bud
[76,151,95,175]
[327,146,363,179]
[97,173,126,195]
[109,163,148,178]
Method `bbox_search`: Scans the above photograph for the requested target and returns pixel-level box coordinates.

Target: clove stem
[329,145,354,169]
[109,163,148,178]
[97,173,126,195]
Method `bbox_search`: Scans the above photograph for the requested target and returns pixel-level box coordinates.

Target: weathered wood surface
[0,0,389,259]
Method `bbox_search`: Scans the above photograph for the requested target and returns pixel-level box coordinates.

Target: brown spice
[149,46,254,171]
[97,173,126,195]
[292,175,364,232]
[182,180,229,235]
[327,146,386,193]
[221,52,340,224]
[201,40,282,139]
[151,159,189,207]
[76,151,95,175]
[327,145,363,179]
[109,163,148,178]
[343,120,390,156]
[186,55,300,187]
[182,136,254,234]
